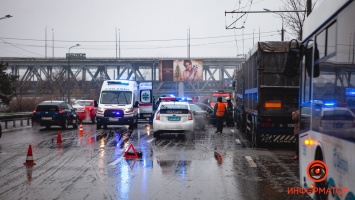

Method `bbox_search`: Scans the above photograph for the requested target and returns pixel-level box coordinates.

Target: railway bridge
[3,57,244,100]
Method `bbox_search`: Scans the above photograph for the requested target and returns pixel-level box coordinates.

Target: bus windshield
[100,91,132,105]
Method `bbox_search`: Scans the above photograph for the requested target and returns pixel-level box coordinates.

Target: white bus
[138,82,153,123]
[299,0,355,199]
[96,80,139,130]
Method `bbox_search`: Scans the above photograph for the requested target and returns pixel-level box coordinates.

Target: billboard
[159,59,203,81]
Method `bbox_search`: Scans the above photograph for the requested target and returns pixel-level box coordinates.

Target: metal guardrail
[0,113,32,134]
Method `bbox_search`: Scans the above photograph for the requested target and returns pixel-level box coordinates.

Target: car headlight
[98,107,104,112]
[73,114,77,117]
[125,107,133,112]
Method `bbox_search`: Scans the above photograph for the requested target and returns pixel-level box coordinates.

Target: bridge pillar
[178,82,184,97]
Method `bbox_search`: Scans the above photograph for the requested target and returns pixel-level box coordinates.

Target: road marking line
[245,156,257,167]
[235,139,241,145]
[109,157,123,166]
[146,138,155,143]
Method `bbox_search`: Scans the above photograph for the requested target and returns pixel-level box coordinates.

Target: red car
[72,100,98,123]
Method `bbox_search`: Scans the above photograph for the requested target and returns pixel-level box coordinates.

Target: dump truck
[232,41,300,146]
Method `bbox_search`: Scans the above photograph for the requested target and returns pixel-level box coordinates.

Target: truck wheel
[96,122,102,129]
[251,126,258,147]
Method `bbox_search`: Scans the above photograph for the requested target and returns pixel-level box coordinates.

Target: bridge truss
[4,57,243,100]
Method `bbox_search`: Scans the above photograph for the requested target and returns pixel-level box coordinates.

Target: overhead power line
[0,30,278,43]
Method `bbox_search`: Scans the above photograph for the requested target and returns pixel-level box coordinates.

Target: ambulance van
[96,80,139,129]
[138,82,153,123]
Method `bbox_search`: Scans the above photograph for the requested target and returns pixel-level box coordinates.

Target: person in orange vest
[214,97,226,133]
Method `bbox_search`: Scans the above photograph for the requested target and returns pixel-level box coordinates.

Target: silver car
[319,107,355,133]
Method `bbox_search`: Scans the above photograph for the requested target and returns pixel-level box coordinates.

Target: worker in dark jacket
[214,97,226,133]
[225,96,234,127]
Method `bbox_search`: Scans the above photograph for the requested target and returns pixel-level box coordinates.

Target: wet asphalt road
[0,122,311,200]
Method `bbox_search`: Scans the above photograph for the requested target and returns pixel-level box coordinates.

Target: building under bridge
[3,57,244,100]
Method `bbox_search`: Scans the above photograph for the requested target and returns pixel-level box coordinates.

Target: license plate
[42,117,52,120]
[335,123,343,128]
[143,114,151,117]
[109,117,119,122]
[168,116,181,121]
[288,124,294,127]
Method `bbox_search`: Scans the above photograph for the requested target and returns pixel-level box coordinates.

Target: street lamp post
[67,44,80,102]
[264,9,285,41]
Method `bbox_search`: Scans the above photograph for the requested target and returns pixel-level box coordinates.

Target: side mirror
[283,39,301,78]
[304,40,320,77]
[94,100,98,107]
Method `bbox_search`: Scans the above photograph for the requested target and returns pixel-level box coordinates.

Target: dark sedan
[188,103,209,130]
[32,101,79,129]
[191,102,226,127]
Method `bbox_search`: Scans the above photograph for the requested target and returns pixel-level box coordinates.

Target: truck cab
[210,90,231,108]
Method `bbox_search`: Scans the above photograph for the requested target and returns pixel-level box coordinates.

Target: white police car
[152,101,195,137]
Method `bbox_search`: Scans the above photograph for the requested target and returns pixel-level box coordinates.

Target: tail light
[264,102,282,109]
[32,109,37,114]
[261,117,275,127]
[58,108,64,114]
[155,111,160,120]
[188,111,193,120]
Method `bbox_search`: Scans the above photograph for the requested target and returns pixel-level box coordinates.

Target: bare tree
[280,0,318,40]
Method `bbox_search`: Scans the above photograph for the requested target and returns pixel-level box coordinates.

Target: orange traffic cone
[78,123,84,135]
[57,131,62,143]
[24,145,36,166]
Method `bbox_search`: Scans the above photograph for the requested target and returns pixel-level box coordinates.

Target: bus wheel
[314,147,328,200]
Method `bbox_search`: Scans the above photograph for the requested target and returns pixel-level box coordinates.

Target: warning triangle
[124,144,138,159]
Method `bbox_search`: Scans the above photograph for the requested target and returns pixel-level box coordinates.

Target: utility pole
[264,8,285,41]
[67,44,80,102]
[45,26,47,58]
[187,28,190,58]
[52,29,54,58]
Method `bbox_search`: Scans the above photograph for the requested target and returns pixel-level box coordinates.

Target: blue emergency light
[346,88,355,96]
[107,81,129,85]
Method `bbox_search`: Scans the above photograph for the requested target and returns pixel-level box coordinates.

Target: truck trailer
[232,41,300,146]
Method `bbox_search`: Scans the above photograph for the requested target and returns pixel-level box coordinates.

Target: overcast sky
[0,0,291,58]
